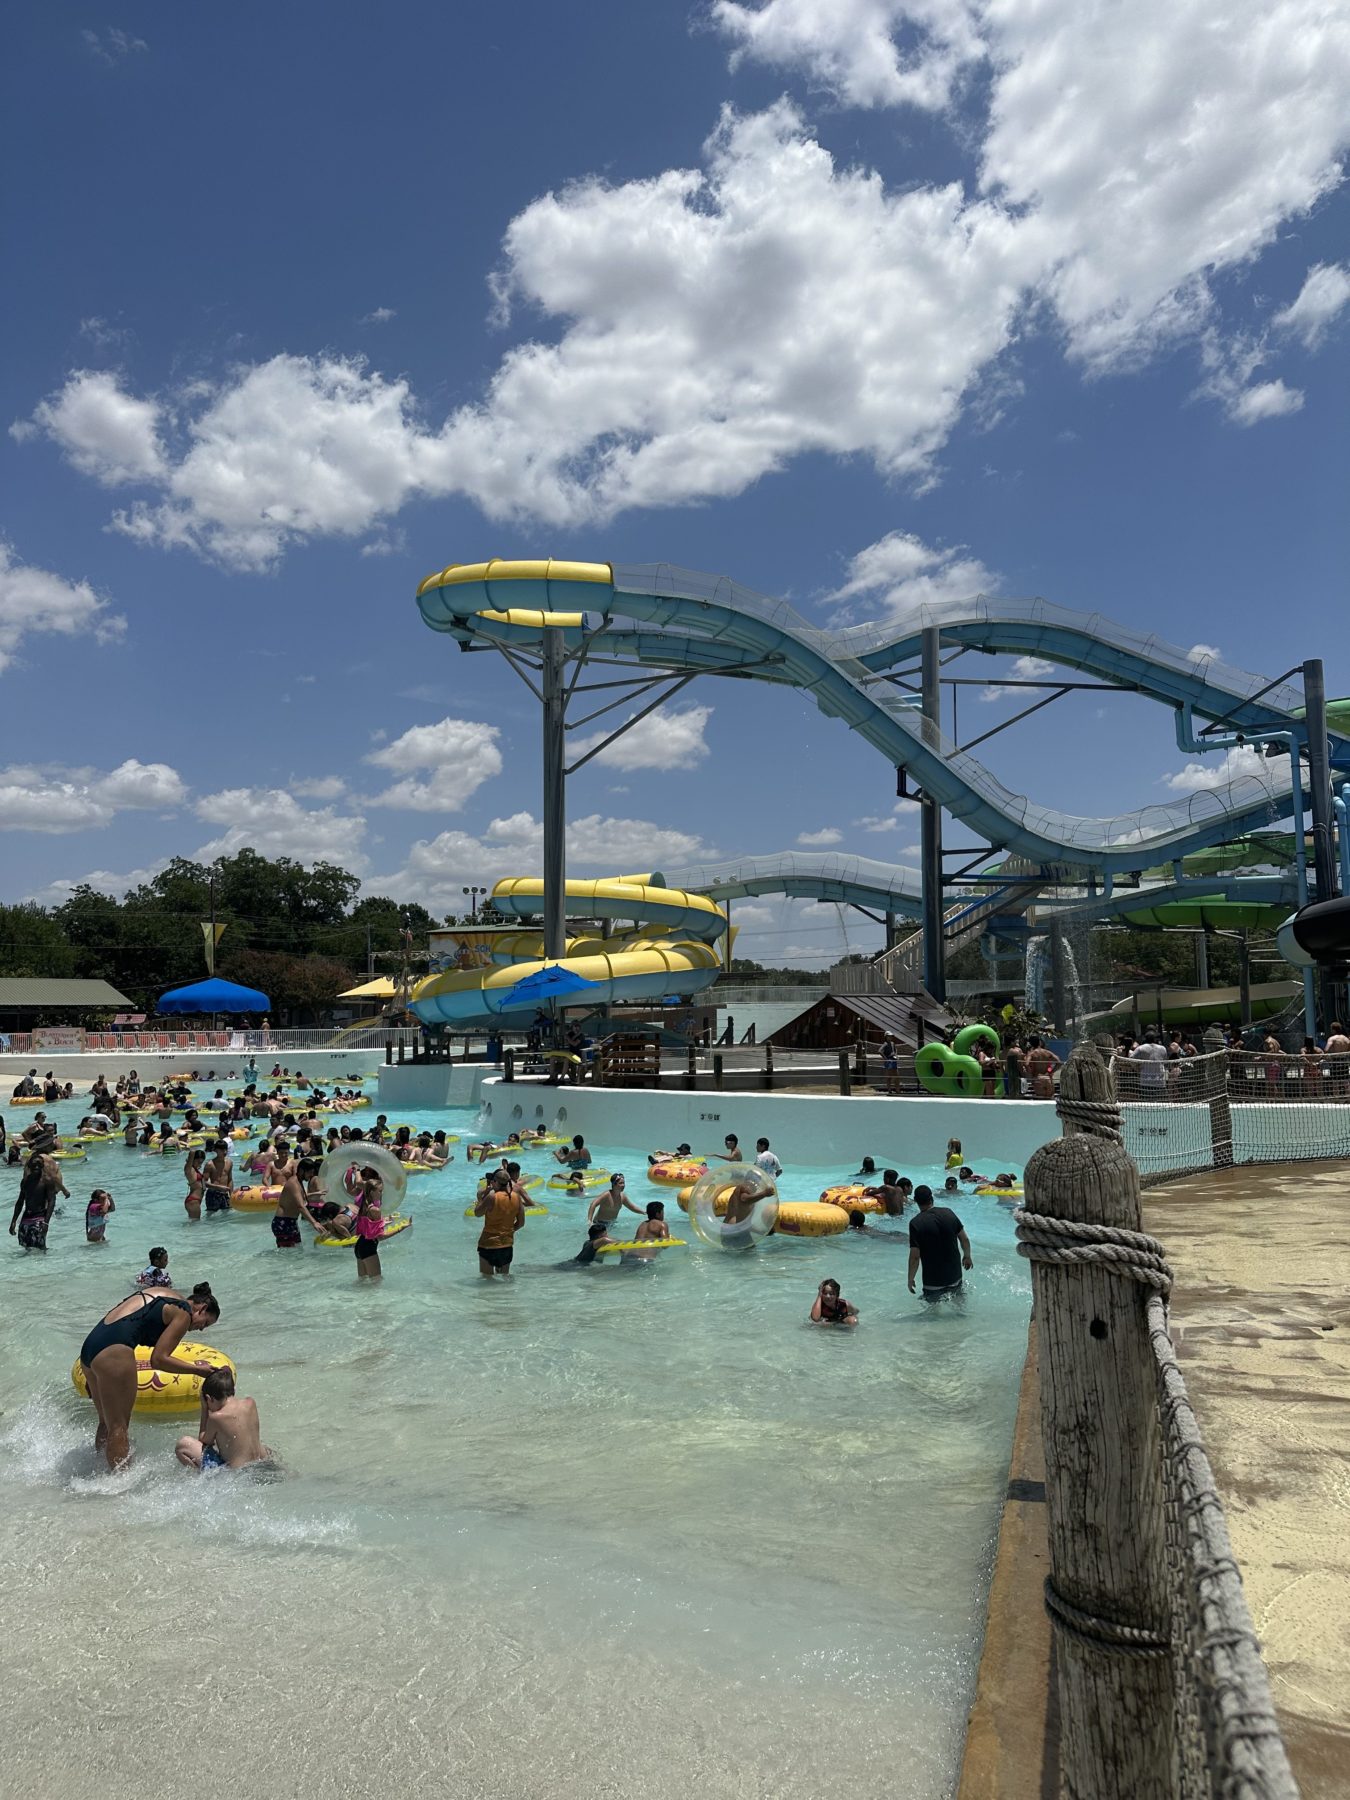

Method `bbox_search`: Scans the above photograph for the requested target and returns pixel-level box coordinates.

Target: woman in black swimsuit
[78,1282,221,1470]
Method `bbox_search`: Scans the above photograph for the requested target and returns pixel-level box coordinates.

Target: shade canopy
[338,977,398,1000]
[156,978,270,1014]
[499,964,600,1009]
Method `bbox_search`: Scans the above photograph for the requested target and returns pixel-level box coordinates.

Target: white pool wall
[1,1048,385,1085]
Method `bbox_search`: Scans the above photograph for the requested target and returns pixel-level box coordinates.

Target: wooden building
[765,990,953,1052]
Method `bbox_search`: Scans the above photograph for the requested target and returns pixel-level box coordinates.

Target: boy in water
[138,1246,172,1287]
[175,1368,276,1472]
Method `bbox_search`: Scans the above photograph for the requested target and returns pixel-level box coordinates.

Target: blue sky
[2,2,1348,965]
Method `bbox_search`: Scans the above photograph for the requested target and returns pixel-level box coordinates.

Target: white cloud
[1188,643,1222,661]
[981,651,1058,701]
[292,775,348,800]
[360,307,397,325]
[81,27,147,64]
[365,716,503,811]
[0,540,127,673]
[980,0,1350,370]
[796,827,844,846]
[852,800,920,833]
[27,863,166,905]
[0,759,184,833]
[711,0,985,111]
[1226,379,1306,427]
[727,901,777,927]
[1163,744,1272,792]
[21,5,1350,560]
[1272,262,1350,350]
[193,787,369,868]
[14,369,165,483]
[827,530,1000,620]
[570,704,712,771]
[372,810,714,910]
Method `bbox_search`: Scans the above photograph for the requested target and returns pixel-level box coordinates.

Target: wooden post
[503,1049,515,1083]
[685,1045,698,1090]
[763,1042,774,1090]
[712,1053,724,1091]
[838,1049,852,1095]
[1023,1045,1174,1797]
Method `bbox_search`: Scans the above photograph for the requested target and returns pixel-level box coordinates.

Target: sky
[2,1,1348,967]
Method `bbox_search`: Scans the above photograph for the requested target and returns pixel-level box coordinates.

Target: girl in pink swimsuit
[353,1169,385,1280]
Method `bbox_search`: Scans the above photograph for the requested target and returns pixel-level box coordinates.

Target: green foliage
[0,903,77,979]
[719,958,830,987]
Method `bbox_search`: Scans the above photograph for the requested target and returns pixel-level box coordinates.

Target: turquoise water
[0,1088,1031,1800]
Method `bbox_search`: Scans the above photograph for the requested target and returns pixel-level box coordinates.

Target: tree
[221,950,357,1023]
[0,904,77,979]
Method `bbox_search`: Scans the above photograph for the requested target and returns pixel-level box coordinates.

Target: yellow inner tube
[976,1184,1023,1198]
[647,1159,706,1185]
[476,1173,542,1193]
[50,1147,87,1162]
[11,1096,45,1105]
[71,1341,235,1414]
[675,1186,849,1238]
[315,1213,412,1249]
[546,1169,610,1190]
[819,1184,882,1214]
[229,1186,282,1210]
[594,1238,687,1254]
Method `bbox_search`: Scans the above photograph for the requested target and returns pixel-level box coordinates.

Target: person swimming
[810,1278,858,1327]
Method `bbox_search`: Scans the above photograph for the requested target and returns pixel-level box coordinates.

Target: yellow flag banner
[202,922,227,974]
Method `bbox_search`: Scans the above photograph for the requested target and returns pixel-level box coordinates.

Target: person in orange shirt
[473,1171,526,1279]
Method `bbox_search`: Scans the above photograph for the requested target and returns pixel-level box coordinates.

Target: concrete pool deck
[958,1160,1350,1800]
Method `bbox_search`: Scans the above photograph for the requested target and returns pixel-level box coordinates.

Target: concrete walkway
[1146,1162,1350,1800]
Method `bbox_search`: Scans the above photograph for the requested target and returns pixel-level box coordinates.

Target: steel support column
[541,626,567,962]
[921,626,946,1001]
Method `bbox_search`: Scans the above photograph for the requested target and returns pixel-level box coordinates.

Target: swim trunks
[921,1278,965,1303]
[353,1235,379,1261]
[86,1220,107,1243]
[271,1214,301,1248]
[478,1243,513,1270]
[201,1445,226,1470]
[203,1186,232,1214]
[17,1213,48,1250]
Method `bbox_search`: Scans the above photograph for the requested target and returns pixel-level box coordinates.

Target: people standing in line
[1002,1038,1025,1097]
[474,1170,526,1278]
[880,1035,900,1095]
[753,1137,782,1179]
[978,1040,1001,1099]
[1324,1020,1350,1097]
[9,1149,67,1251]
[1024,1035,1059,1099]
[907,1184,973,1304]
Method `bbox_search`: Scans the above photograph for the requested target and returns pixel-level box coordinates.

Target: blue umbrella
[498,964,599,1011]
[157,977,270,1014]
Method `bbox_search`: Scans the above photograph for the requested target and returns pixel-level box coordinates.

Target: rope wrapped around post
[1021,1044,1177,1798]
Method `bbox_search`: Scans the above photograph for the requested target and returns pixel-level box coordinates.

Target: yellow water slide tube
[411,876,727,1024]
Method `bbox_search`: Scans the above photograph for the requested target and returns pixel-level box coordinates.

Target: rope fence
[1016,1049,1299,1798]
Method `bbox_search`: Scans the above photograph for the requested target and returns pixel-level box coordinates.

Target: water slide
[410,876,727,1025]
[416,561,1340,877]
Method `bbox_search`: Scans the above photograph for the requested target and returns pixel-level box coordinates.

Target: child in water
[84,1188,115,1244]
[810,1278,859,1327]
[137,1245,172,1287]
[946,1138,963,1170]
[175,1368,276,1472]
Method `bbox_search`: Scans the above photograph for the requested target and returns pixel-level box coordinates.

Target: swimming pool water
[0,1087,1032,1800]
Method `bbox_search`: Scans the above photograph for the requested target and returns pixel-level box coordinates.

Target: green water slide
[1116,894,1291,931]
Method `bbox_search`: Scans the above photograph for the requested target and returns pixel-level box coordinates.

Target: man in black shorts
[907,1184,973,1303]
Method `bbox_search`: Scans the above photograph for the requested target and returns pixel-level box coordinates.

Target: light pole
[462,885,487,921]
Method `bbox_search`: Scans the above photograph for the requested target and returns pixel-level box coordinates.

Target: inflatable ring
[975,1184,1023,1198]
[71,1341,235,1414]
[521,1133,565,1147]
[914,1043,983,1098]
[546,1170,610,1191]
[480,1173,543,1192]
[954,1023,1000,1059]
[773,1201,850,1237]
[50,1147,87,1162]
[315,1213,412,1248]
[594,1238,687,1254]
[675,1185,848,1239]
[819,1184,882,1214]
[228,1186,282,1210]
[647,1159,706,1185]
[11,1095,45,1106]
[463,1203,550,1217]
